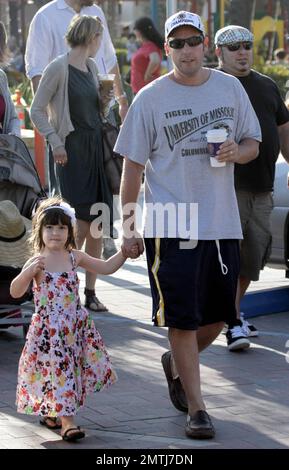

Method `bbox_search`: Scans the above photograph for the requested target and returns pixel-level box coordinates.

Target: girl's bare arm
[75,249,135,275]
[10,256,45,298]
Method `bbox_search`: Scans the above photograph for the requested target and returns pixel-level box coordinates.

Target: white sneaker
[240,312,259,337]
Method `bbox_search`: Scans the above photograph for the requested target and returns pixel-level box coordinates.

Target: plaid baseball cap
[215,25,254,46]
[165,11,205,39]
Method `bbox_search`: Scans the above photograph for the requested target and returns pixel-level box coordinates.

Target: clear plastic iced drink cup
[98,73,115,94]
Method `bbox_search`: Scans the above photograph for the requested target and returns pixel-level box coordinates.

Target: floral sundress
[16,251,117,417]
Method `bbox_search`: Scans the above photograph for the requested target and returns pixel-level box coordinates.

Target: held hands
[129,244,139,258]
[53,147,68,166]
[216,139,240,163]
[121,232,144,259]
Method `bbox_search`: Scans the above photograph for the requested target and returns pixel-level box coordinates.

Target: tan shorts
[236,190,273,281]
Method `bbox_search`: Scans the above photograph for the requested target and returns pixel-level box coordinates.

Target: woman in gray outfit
[30,15,113,312]
[0,22,20,135]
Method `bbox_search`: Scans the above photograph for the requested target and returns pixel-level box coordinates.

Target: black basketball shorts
[144,238,240,330]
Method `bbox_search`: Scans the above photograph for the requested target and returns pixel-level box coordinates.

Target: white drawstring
[215,240,228,275]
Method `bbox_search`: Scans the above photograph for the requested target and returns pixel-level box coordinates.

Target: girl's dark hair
[134,17,164,49]
[30,197,76,253]
[0,21,8,63]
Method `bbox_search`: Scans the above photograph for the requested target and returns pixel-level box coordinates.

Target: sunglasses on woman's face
[225,42,253,52]
[168,35,204,49]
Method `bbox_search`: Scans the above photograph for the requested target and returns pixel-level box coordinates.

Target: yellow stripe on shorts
[151,238,165,326]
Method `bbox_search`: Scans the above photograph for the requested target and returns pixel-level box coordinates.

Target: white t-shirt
[115,69,262,240]
[25,0,117,79]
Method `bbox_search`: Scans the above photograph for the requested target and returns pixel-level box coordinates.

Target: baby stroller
[0,134,46,337]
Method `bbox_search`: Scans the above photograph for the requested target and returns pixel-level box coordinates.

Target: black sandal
[84,288,108,312]
[62,426,85,442]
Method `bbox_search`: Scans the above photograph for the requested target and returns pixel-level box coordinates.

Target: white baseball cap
[165,11,205,39]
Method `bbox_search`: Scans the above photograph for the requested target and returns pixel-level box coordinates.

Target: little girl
[11,197,137,442]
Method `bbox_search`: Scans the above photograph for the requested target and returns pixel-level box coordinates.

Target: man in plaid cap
[215,25,289,350]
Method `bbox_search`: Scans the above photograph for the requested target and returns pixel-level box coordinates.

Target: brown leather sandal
[84,288,108,312]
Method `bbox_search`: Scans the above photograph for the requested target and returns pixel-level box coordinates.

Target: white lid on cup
[206,129,227,142]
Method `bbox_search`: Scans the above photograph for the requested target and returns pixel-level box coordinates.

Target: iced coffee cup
[98,73,115,94]
[206,129,227,167]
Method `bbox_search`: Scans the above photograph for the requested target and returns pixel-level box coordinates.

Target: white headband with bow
[43,202,76,225]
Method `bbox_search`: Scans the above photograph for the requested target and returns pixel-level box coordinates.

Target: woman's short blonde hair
[65,15,103,48]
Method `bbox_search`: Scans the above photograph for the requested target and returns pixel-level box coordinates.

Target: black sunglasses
[225,42,253,52]
[168,35,204,49]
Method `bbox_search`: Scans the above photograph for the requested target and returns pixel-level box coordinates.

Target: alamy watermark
[89,196,198,246]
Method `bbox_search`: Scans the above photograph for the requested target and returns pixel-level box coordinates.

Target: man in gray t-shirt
[115,11,261,440]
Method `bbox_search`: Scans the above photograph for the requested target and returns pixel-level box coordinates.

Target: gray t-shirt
[115,69,261,239]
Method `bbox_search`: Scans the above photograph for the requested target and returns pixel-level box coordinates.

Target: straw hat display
[0,200,31,268]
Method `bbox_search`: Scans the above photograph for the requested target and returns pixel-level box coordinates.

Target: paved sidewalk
[0,258,289,450]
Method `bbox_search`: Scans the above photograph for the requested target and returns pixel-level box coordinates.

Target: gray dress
[56,64,112,222]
